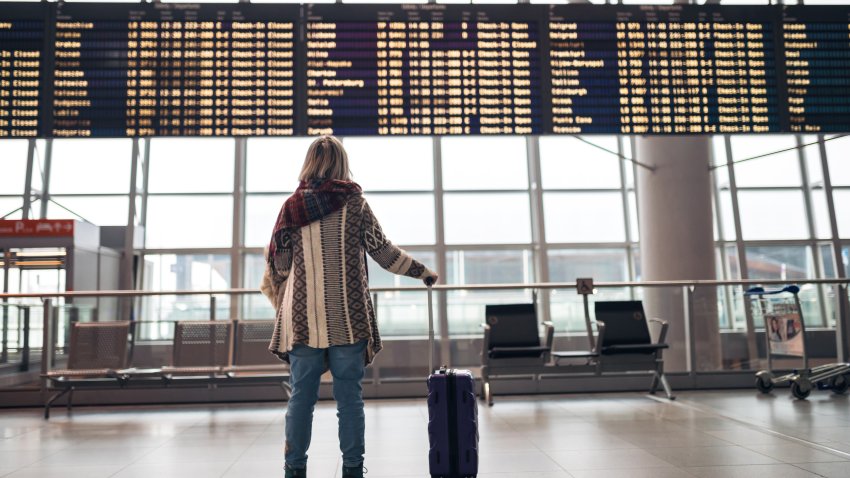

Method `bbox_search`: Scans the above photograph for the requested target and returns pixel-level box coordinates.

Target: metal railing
[1,278,848,391]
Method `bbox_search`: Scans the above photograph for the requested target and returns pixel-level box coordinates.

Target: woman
[261,135,438,478]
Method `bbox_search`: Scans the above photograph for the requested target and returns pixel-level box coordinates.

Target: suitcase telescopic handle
[426,283,435,375]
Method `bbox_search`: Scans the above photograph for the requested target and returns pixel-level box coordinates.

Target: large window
[145,139,235,248]
[4,125,850,340]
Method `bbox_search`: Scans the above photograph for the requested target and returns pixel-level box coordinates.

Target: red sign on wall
[0,220,75,237]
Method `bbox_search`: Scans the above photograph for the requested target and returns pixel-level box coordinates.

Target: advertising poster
[765,303,804,357]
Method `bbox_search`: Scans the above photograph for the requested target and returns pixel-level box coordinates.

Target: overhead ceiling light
[14,260,64,267]
[14,250,67,258]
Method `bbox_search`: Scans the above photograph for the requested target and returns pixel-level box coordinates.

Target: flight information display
[549,5,778,134]
[4,3,850,136]
[50,2,297,137]
[0,4,44,138]
[782,7,850,133]
[305,4,542,135]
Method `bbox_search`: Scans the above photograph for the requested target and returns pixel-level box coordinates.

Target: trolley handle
[745,285,800,296]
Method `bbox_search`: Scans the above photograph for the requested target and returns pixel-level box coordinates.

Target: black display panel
[304,4,542,135]
[547,5,779,134]
[3,3,850,137]
[782,6,850,134]
[0,4,45,138]
[50,2,297,137]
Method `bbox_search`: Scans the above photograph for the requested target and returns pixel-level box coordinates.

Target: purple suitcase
[425,286,479,478]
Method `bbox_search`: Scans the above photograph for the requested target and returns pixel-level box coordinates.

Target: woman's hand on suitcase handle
[424,273,438,287]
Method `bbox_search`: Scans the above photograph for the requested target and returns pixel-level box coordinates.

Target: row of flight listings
[0,3,848,137]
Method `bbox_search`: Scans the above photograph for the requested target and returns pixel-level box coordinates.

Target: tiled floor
[0,391,848,477]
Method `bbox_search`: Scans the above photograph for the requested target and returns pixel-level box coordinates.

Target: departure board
[782,7,850,133]
[0,4,44,138]
[548,5,778,134]
[50,2,297,137]
[304,4,542,135]
[6,3,850,137]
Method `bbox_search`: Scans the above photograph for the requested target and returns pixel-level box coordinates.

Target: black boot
[342,464,365,478]
[284,464,306,478]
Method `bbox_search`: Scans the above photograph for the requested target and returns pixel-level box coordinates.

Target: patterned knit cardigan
[261,193,434,364]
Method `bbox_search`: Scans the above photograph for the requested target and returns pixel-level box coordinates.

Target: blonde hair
[299,135,351,182]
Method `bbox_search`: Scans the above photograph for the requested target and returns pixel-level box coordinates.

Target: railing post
[51,304,60,367]
[1,302,8,364]
[41,299,54,395]
[837,284,850,363]
[20,306,30,372]
[742,287,759,370]
[683,285,695,375]
[210,295,217,321]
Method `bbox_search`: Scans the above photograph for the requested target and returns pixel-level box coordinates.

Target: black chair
[481,303,554,406]
[595,301,673,399]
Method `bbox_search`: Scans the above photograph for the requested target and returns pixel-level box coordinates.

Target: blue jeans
[285,340,367,469]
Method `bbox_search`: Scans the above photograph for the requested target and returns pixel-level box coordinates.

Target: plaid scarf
[268,179,362,266]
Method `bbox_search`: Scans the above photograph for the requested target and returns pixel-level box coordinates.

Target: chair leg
[659,374,675,400]
[649,372,660,395]
[44,388,71,420]
[67,387,75,413]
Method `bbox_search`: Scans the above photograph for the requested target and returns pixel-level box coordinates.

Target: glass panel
[0,198,22,219]
[246,137,313,193]
[445,250,533,335]
[745,246,823,326]
[746,246,814,281]
[145,196,233,248]
[737,190,808,240]
[444,193,531,244]
[826,135,850,186]
[47,196,129,226]
[717,189,736,241]
[345,137,433,191]
[820,244,836,279]
[243,253,274,320]
[833,190,850,238]
[139,254,231,339]
[844,246,850,278]
[0,140,29,195]
[252,0,334,2]
[441,137,528,190]
[548,249,628,282]
[811,189,832,240]
[628,191,639,241]
[730,136,801,187]
[548,249,630,332]
[149,139,234,193]
[543,192,626,243]
[803,135,823,186]
[365,194,435,246]
[539,136,621,190]
[50,139,132,194]
[245,195,285,248]
[368,251,436,336]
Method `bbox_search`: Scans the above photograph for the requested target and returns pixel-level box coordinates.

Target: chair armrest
[481,323,491,366]
[594,320,606,354]
[649,318,669,345]
[542,321,555,358]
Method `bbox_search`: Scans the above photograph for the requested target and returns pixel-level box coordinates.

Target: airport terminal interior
[2,0,850,476]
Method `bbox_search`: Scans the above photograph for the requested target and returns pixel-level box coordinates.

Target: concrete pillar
[636,136,722,372]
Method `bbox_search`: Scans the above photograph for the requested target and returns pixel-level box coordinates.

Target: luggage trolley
[746,285,850,400]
